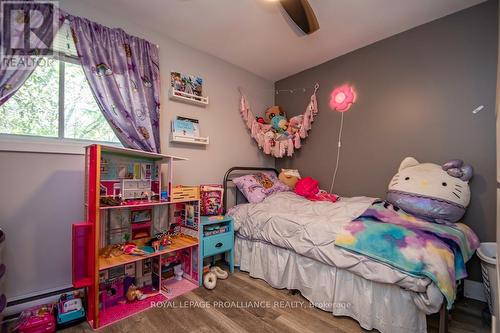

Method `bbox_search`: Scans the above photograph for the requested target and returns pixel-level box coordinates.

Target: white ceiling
[84,0,485,81]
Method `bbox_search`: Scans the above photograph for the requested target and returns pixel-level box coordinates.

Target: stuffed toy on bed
[387,157,473,224]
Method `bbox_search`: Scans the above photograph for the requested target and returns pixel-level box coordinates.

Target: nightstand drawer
[203,233,233,257]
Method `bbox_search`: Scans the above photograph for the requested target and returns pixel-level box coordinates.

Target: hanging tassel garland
[239,85,319,158]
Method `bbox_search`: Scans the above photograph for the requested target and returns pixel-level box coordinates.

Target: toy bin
[477,242,498,332]
[14,304,56,333]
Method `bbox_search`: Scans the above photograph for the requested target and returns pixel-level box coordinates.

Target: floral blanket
[335,200,479,309]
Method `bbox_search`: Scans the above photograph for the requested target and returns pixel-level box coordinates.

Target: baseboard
[464,279,487,302]
[3,285,73,317]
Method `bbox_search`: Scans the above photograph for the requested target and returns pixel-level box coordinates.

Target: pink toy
[122,244,147,256]
[15,304,56,333]
[100,277,125,308]
[200,185,223,216]
[294,177,339,203]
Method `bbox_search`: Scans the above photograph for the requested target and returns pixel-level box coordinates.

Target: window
[0,23,120,150]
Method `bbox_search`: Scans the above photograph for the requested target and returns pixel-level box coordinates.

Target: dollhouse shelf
[99,235,198,270]
[75,144,201,329]
[170,133,210,145]
[99,144,188,162]
[168,87,209,107]
[100,198,199,210]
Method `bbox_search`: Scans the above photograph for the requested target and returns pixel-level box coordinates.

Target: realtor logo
[1,1,58,69]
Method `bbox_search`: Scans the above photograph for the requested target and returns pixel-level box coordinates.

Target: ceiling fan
[278,0,320,35]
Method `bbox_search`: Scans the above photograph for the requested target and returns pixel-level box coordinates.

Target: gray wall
[276,0,498,281]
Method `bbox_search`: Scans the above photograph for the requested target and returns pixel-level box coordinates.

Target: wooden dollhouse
[72,145,201,329]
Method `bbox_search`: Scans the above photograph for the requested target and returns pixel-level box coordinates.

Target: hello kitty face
[388,157,472,208]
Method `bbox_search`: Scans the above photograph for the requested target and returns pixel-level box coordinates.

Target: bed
[223,167,452,333]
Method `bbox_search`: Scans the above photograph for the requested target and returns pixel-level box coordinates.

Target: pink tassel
[239,89,319,158]
[294,133,301,148]
[287,138,294,156]
[280,141,286,157]
[264,137,272,154]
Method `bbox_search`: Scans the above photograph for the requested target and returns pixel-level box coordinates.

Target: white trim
[464,279,487,302]
[0,134,121,155]
[4,284,73,317]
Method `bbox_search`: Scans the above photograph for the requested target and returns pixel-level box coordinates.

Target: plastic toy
[14,304,55,333]
[121,244,147,256]
[100,277,125,308]
[126,284,148,302]
[387,157,473,224]
[174,264,183,281]
[55,292,86,329]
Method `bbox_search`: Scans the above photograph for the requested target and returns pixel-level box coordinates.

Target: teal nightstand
[199,215,234,285]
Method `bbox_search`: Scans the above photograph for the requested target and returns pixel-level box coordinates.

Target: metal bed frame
[222,166,279,213]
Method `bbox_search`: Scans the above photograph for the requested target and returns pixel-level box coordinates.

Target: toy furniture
[72,145,201,329]
[198,215,234,285]
[55,292,86,329]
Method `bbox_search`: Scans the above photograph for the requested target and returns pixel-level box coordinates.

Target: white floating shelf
[170,133,210,145]
[169,87,209,107]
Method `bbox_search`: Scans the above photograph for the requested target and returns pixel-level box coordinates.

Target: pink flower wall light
[329,84,356,112]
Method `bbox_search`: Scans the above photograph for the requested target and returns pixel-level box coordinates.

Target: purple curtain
[0,2,64,105]
[69,16,161,152]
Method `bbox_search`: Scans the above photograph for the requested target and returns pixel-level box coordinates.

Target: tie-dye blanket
[335,200,479,309]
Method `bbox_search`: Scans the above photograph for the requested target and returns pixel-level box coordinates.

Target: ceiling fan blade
[279,0,319,35]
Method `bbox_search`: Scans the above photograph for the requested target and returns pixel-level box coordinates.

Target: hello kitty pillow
[387,157,473,224]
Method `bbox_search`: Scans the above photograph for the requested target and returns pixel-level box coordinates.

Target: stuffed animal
[286,115,303,135]
[271,115,288,133]
[294,177,338,203]
[264,106,286,124]
[256,116,265,124]
[387,157,473,224]
[278,169,301,189]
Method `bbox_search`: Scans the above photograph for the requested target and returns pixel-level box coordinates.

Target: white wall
[0,2,273,301]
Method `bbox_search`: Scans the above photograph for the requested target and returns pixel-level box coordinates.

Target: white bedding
[229,191,443,313]
[235,237,429,333]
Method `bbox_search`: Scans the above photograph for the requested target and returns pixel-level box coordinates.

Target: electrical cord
[329,111,344,193]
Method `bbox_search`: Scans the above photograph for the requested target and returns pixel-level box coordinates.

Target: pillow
[233,172,289,203]
[387,157,472,224]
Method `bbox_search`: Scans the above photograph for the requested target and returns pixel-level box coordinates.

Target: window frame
[0,53,122,155]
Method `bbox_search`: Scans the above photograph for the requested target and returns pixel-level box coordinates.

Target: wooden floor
[63,270,490,333]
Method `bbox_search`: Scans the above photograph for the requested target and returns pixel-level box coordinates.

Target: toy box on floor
[14,304,56,333]
[14,291,86,333]
[55,291,86,329]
